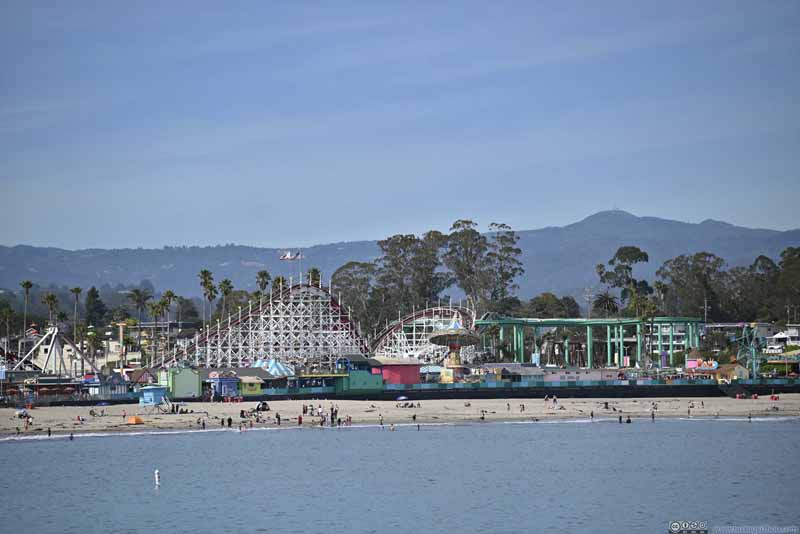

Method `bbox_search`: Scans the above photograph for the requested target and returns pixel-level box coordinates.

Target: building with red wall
[375,357,422,385]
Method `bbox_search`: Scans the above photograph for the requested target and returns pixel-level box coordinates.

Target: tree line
[2,237,797,361]
[591,245,800,325]
[330,220,526,336]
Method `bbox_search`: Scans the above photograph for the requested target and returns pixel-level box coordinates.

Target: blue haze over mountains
[1,211,797,300]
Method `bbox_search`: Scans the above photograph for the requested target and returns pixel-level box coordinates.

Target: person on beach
[625,416,631,424]
[412,414,416,422]
[298,414,303,425]
[69,433,74,440]
[590,411,594,421]
[619,415,623,424]
[122,409,127,420]
[276,413,281,425]
[227,417,232,428]
[202,420,206,430]
[651,412,655,422]
[379,414,384,426]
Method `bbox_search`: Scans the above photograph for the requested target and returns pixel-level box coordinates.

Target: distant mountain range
[1,211,798,300]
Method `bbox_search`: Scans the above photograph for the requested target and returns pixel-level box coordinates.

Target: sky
[1,1,799,250]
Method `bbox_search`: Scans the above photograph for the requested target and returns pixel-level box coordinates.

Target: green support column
[636,322,642,365]
[511,325,518,362]
[657,323,663,356]
[606,325,612,367]
[564,336,570,367]
[685,323,691,350]
[694,323,700,348]
[516,326,524,363]
[586,326,593,369]
[618,325,624,367]
[669,323,675,366]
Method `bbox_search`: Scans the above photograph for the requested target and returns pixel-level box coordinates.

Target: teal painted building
[335,370,384,394]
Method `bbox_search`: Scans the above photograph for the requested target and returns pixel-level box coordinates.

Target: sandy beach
[3,394,799,437]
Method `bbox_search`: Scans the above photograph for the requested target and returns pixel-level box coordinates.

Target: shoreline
[2,414,797,443]
[3,395,798,440]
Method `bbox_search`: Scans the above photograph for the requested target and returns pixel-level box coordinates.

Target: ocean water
[1,418,798,533]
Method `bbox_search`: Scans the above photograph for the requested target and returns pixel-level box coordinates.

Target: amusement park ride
[735,323,766,376]
[161,276,478,370]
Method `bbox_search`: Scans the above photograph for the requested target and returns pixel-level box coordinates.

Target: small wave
[0,425,301,443]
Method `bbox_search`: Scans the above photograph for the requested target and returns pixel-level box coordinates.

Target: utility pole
[583,287,595,319]
[701,296,710,324]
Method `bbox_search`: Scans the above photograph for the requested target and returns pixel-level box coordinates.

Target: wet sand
[3,394,798,437]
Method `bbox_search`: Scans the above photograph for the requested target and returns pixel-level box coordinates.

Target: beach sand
[3,394,798,437]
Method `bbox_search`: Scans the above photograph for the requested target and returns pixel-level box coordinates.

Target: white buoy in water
[154,469,160,487]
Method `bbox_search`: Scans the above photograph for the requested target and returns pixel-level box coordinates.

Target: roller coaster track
[371,305,477,364]
[163,283,369,369]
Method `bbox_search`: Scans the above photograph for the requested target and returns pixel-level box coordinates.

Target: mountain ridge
[1,211,797,300]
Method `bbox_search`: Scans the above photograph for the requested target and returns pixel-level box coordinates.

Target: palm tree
[273,276,287,294]
[127,288,153,350]
[307,267,322,287]
[161,290,176,353]
[198,269,214,327]
[41,293,59,325]
[218,279,233,319]
[204,284,218,328]
[70,287,82,341]
[593,291,619,318]
[147,301,163,367]
[20,280,32,335]
[256,270,271,292]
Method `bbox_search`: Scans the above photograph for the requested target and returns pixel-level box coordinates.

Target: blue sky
[1,1,798,249]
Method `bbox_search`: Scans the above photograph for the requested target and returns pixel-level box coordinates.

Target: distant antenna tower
[583,287,596,319]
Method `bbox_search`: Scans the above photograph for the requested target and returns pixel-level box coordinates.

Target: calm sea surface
[1,418,798,533]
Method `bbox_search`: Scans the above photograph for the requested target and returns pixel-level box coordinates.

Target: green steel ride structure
[474,316,704,368]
